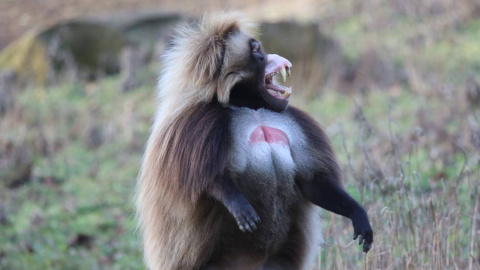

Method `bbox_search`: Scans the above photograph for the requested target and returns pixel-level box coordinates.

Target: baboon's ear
[217,70,242,107]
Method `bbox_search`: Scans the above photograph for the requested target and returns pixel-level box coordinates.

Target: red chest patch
[249,126,289,145]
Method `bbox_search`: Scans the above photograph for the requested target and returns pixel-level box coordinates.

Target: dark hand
[351,210,373,252]
[229,200,260,233]
[206,177,261,233]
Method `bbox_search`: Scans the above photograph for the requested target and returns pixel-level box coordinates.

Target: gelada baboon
[136,12,373,270]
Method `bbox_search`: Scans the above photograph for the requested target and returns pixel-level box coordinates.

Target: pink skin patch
[249,126,289,145]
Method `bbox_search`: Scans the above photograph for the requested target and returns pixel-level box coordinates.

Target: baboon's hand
[352,213,373,253]
[209,179,260,233]
[231,202,260,233]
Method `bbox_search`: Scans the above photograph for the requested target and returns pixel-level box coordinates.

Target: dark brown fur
[287,106,341,182]
[158,102,230,202]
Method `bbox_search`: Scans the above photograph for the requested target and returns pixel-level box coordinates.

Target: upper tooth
[280,67,286,82]
[287,67,291,77]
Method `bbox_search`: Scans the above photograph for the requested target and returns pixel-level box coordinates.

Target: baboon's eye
[253,43,259,53]
[250,40,264,62]
[251,40,261,53]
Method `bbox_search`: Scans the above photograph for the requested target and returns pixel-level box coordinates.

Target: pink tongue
[265,54,292,75]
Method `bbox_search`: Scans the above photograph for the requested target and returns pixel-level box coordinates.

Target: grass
[1,1,480,269]
[313,88,479,269]
[0,75,153,269]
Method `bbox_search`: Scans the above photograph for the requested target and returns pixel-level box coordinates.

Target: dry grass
[287,1,480,268]
[312,88,480,268]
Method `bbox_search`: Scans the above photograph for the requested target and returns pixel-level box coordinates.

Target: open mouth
[264,54,292,100]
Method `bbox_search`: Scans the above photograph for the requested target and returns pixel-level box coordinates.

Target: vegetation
[1,0,479,269]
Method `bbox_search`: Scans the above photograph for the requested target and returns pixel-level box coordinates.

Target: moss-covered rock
[0,32,49,86]
[0,13,182,87]
[39,20,128,81]
[0,21,127,86]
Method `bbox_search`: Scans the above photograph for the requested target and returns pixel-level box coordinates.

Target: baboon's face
[226,34,292,112]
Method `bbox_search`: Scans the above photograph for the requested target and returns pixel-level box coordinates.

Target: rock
[40,20,128,82]
[259,21,343,94]
[99,11,182,50]
[0,12,183,86]
[260,22,338,62]
[0,21,126,85]
[0,32,49,86]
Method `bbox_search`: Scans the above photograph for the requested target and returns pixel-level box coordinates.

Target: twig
[468,186,479,270]
[387,99,405,180]
[339,123,360,183]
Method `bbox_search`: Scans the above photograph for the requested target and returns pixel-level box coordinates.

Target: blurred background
[0,0,479,269]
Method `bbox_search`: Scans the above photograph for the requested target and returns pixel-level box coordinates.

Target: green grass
[0,73,153,269]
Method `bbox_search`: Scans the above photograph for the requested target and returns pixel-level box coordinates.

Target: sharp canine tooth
[280,67,286,82]
[287,68,291,77]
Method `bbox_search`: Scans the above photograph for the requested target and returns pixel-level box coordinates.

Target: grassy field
[1,1,480,269]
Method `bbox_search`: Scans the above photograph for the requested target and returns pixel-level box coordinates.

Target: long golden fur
[136,12,257,270]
